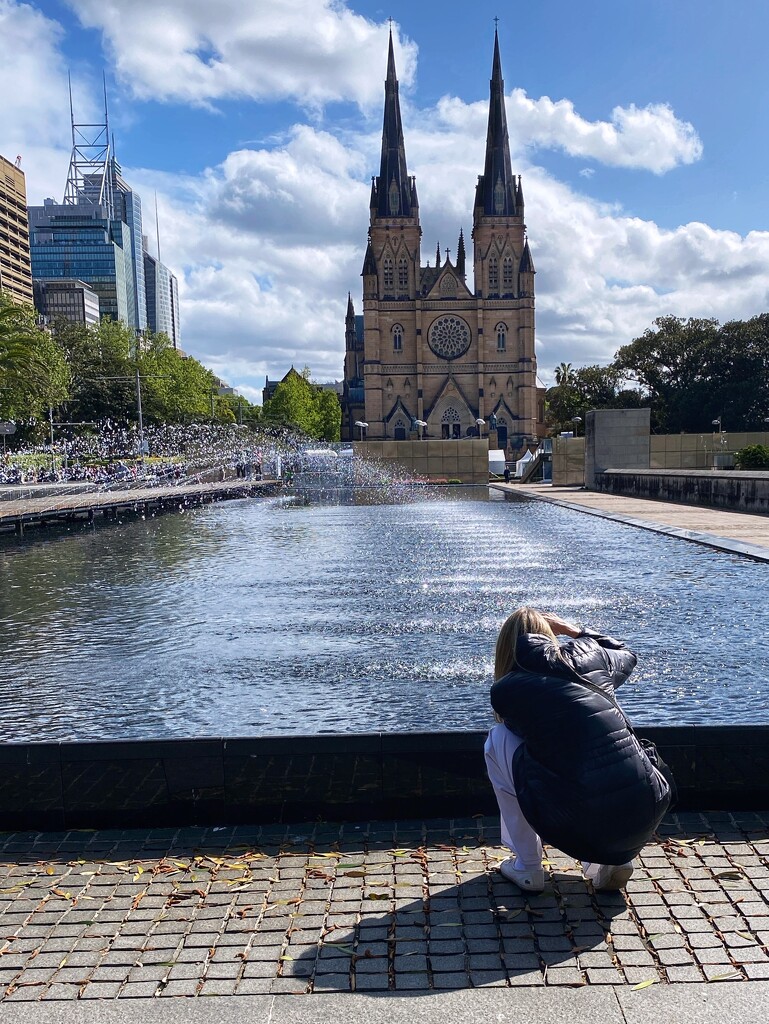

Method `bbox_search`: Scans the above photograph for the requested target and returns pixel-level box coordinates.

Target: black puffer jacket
[490,630,671,865]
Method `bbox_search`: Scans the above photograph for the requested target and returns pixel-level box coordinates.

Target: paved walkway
[1,811,768,1005]
[493,483,769,561]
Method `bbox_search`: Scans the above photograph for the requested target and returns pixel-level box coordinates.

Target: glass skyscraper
[28,199,134,325]
[143,247,181,348]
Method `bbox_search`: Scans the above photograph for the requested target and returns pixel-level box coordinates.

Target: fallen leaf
[366,893,390,901]
[735,932,754,941]
[631,978,658,991]
[45,867,55,876]
[716,870,743,880]
[708,971,742,982]
[343,870,366,878]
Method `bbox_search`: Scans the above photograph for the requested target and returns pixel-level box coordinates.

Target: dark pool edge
[490,484,769,564]
[1,726,767,832]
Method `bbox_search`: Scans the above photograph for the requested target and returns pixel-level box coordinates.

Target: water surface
[0,489,767,739]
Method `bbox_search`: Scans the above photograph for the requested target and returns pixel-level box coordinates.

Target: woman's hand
[541,611,581,637]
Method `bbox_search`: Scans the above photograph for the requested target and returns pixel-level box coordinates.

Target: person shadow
[289,849,630,994]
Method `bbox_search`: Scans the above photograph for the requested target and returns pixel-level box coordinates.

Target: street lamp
[571,416,582,437]
[414,419,427,440]
[354,420,368,441]
[712,417,722,433]
[475,417,485,438]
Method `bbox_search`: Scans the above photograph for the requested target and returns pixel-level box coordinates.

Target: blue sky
[3,0,769,402]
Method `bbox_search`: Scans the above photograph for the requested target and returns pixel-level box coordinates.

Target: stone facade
[342,32,538,454]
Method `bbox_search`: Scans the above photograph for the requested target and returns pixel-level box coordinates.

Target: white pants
[484,723,543,870]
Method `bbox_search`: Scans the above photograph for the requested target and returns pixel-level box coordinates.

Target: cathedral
[341,30,540,452]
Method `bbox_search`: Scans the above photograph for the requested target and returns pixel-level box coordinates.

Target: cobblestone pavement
[1,811,768,1001]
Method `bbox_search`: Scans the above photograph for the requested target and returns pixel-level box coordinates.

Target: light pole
[712,417,722,434]
[475,417,485,438]
[415,419,427,440]
[354,420,368,442]
[571,416,582,437]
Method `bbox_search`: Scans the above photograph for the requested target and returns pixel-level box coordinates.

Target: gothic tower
[342,29,538,450]
[471,29,538,442]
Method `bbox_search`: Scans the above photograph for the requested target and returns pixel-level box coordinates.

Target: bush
[734,444,769,469]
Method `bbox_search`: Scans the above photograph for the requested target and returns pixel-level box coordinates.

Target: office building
[143,244,181,348]
[0,154,33,305]
[33,279,100,325]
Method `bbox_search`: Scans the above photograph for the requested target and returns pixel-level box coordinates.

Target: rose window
[428,315,471,359]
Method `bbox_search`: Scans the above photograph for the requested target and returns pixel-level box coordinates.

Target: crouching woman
[485,607,672,892]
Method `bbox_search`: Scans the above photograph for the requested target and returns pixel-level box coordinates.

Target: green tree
[0,295,70,418]
[613,316,720,432]
[545,364,647,435]
[55,316,135,422]
[315,387,342,441]
[263,369,318,435]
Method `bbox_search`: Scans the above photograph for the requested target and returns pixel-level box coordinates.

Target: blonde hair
[494,606,558,681]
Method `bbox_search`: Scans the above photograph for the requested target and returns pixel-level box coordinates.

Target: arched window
[488,256,498,291]
[394,419,407,440]
[383,257,394,291]
[502,256,514,291]
[392,324,403,352]
[496,323,507,352]
[441,405,462,439]
[398,258,408,292]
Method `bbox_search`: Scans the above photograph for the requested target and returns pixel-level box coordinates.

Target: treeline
[0,294,341,442]
[547,314,769,434]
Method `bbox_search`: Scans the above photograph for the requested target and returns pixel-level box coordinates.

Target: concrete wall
[2,726,768,829]
[594,468,769,512]
[650,430,769,470]
[552,436,585,485]
[550,425,769,488]
[585,408,650,489]
[354,438,489,483]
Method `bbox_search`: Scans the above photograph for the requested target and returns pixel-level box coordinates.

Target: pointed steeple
[361,239,377,276]
[519,238,535,274]
[456,228,466,277]
[435,242,441,268]
[376,31,414,218]
[476,29,516,217]
[346,292,355,320]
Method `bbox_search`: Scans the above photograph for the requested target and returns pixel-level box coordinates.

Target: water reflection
[0,491,767,740]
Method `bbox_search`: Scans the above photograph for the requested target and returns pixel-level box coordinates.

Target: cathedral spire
[376,30,414,218]
[476,28,516,217]
[456,228,466,277]
[435,242,441,268]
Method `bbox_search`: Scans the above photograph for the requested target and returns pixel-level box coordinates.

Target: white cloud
[65,0,418,109]
[0,0,96,202]
[8,0,768,401]
[436,90,702,174]
[129,107,769,394]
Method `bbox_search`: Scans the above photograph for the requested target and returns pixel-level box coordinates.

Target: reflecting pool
[1,489,767,739]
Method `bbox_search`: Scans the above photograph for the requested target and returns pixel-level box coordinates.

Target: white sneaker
[499,857,545,892]
[581,861,634,891]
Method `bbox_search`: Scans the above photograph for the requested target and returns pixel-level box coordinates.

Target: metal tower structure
[63,72,114,219]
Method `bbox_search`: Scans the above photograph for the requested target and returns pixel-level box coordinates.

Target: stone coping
[601,469,769,480]
[2,727,769,832]
[0,810,768,1002]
